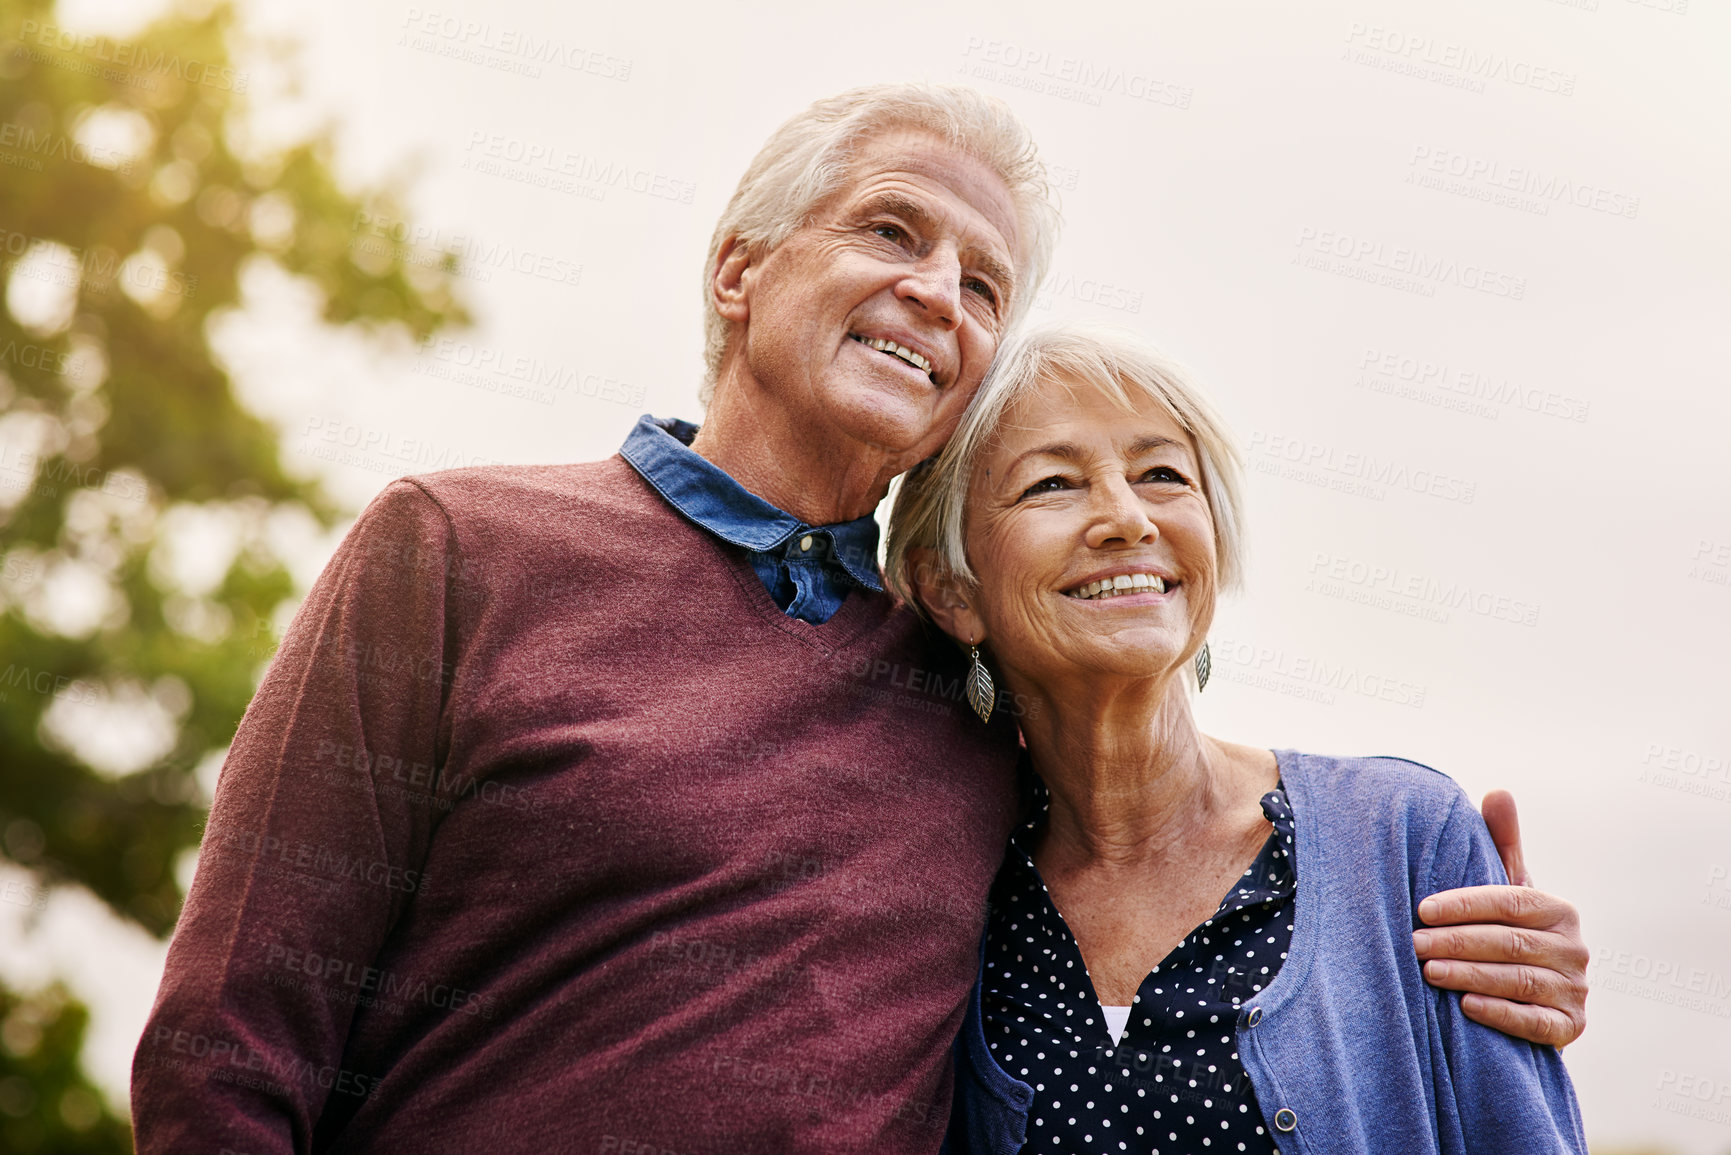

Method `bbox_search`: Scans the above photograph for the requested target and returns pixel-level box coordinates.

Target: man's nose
[896,246,963,329]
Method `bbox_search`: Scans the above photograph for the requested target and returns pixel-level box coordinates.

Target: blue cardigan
[945,751,1589,1154]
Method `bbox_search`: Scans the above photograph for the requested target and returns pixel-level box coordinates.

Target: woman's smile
[1060,567,1180,602]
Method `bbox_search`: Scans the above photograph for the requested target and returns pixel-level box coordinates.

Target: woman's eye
[1019,476,1070,499]
[872,223,906,243]
[1140,466,1190,485]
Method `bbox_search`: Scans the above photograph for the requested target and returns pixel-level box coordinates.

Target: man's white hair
[700,83,1060,405]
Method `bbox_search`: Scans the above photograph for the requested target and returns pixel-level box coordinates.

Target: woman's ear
[908,547,987,647]
[711,236,752,325]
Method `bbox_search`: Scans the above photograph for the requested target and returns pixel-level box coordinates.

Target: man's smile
[848,331,939,385]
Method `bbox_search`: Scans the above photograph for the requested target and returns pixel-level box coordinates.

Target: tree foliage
[0,0,467,1143]
[0,984,133,1153]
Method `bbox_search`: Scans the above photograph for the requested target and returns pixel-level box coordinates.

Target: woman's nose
[1085,476,1158,548]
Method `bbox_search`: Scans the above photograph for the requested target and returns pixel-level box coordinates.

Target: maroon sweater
[131,458,1020,1154]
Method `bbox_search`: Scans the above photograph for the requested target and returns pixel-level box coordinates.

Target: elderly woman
[887,325,1587,1154]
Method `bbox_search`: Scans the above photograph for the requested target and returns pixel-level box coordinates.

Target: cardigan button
[1274,1108,1298,1132]
[1246,1006,1262,1027]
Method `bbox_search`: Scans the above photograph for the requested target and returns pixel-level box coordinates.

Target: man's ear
[711,236,753,325]
[908,547,986,647]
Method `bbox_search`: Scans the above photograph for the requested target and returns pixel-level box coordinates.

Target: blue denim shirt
[619,415,883,625]
[946,751,1589,1155]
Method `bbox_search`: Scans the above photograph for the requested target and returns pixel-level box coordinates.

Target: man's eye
[872,223,907,243]
[965,277,998,306]
[1019,476,1070,499]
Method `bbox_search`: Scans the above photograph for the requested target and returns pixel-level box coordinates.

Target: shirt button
[1246,1006,1262,1027]
[1274,1108,1297,1132]
[799,535,814,551]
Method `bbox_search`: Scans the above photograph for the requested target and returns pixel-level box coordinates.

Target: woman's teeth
[1067,573,1169,599]
[851,334,932,376]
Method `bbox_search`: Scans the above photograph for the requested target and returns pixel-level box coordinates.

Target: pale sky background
[6,0,1730,1149]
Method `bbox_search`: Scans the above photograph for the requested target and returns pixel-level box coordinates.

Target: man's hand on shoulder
[1411,790,1589,1049]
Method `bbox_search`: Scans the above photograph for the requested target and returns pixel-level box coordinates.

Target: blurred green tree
[0,985,133,1153]
[0,0,467,1146]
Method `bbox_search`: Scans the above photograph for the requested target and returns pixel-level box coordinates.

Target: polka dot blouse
[982,781,1297,1155]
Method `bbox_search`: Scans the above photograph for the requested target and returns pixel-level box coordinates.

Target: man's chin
[818,385,953,459]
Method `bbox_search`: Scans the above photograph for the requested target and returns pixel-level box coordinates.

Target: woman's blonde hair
[885,323,1246,612]
[700,83,1060,404]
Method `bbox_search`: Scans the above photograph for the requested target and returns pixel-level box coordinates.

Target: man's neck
[688,377,908,527]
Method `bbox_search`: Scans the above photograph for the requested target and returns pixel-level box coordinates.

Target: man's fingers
[1412,922,1585,969]
[1421,958,1573,1009]
[1480,790,1533,887]
[1417,884,1574,931]
[1457,992,1582,1049]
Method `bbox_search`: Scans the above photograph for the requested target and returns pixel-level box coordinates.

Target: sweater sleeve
[1423,792,1589,1154]
[131,479,459,1154]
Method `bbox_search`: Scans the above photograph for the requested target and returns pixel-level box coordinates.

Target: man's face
[728,130,1022,472]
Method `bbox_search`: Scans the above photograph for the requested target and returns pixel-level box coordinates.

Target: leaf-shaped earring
[966,644,996,723]
[1194,641,1211,692]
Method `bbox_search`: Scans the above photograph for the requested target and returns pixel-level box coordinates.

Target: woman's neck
[1012,669,1264,870]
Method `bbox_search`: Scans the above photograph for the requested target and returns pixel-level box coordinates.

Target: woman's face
[957,375,1218,688]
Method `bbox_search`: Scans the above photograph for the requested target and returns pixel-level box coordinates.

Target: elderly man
[132,85,1586,1154]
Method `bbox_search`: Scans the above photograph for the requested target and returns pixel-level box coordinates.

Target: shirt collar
[619,414,884,591]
